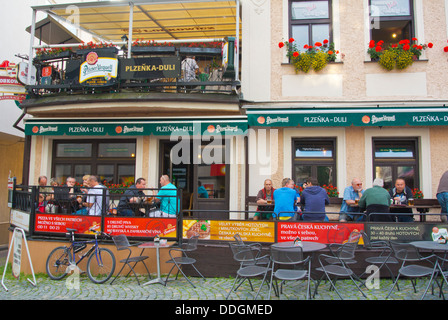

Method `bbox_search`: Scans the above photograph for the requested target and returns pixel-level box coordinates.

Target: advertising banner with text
[35,214,101,235]
[104,217,177,238]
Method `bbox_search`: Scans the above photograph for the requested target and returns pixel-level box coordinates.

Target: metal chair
[314,241,367,300]
[110,234,151,285]
[359,231,399,288]
[233,233,270,265]
[268,245,312,300]
[386,241,439,300]
[226,242,271,300]
[164,234,205,288]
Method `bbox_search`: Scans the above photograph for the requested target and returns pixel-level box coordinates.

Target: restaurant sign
[247,108,448,127]
[24,119,248,136]
[119,57,180,79]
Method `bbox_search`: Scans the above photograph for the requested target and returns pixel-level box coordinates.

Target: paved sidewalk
[0,272,445,301]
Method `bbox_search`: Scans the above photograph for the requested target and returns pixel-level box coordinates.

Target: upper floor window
[289,0,332,52]
[369,0,414,47]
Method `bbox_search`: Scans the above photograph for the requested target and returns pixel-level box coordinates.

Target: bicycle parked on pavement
[46,227,116,284]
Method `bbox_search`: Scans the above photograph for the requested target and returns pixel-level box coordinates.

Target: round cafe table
[410,241,448,252]
[271,241,326,252]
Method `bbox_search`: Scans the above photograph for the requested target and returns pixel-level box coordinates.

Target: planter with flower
[367,38,432,71]
[131,39,176,54]
[179,42,223,56]
[103,181,134,194]
[76,41,119,56]
[35,47,73,61]
[412,188,424,199]
[279,38,339,73]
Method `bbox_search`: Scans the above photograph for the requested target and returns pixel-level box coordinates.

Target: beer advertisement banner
[104,217,177,238]
[34,213,101,235]
[119,57,181,79]
[183,219,275,242]
[277,222,365,244]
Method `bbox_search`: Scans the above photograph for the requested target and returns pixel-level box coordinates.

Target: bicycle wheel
[86,248,116,284]
[46,246,71,280]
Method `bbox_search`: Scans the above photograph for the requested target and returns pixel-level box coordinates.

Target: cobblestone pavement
[0,272,446,301]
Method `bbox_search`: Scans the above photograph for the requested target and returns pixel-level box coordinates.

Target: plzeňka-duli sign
[119,57,180,80]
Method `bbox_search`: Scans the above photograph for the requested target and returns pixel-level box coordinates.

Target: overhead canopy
[35,0,241,42]
[24,116,247,136]
[246,107,448,127]
[26,15,82,45]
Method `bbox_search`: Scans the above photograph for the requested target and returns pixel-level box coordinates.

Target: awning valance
[246,107,448,127]
[24,117,247,136]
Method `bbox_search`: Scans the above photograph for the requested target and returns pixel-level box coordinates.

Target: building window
[52,140,136,185]
[369,0,414,47]
[372,138,419,190]
[292,138,336,187]
[289,0,332,51]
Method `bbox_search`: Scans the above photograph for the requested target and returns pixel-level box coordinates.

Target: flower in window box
[323,184,339,198]
[280,38,339,73]
[367,38,431,70]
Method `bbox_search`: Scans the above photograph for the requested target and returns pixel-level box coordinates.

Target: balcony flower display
[35,47,71,57]
[78,41,116,50]
[279,38,339,73]
[367,38,432,71]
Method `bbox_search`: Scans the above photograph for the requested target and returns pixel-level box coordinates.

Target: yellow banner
[183,219,275,243]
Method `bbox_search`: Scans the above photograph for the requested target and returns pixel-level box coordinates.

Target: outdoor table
[272,241,326,252]
[410,241,448,253]
[138,241,174,286]
[128,200,156,217]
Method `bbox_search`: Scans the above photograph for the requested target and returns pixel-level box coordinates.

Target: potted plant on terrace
[279,38,339,73]
[76,41,119,55]
[367,38,432,71]
[35,47,73,61]
[179,41,223,56]
[131,39,176,54]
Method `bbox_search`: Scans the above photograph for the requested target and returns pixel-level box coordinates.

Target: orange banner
[104,217,177,238]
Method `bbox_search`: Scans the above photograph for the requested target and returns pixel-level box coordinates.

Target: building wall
[0,134,24,246]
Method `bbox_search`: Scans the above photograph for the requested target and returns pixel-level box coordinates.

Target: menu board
[366,223,448,242]
[35,213,101,234]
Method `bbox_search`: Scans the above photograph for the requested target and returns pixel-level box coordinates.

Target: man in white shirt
[83,176,108,216]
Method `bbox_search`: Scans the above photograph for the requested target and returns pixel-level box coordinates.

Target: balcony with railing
[24,0,241,101]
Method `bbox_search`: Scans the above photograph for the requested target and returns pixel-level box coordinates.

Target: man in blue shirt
[273,178,299,220]
[154,175,180,217]
[339,178,365,222]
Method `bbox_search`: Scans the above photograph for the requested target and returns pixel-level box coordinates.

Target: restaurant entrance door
[160,139,229,218]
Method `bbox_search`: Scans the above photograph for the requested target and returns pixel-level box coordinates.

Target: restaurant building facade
[19,0,448,220]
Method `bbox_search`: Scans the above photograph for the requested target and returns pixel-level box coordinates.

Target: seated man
[116,178,147,217]
[300,178,330,222]
[153,175,180,217]
[254,179,275,220]
[181,56,199,82]
[197,181,209,198]
[359,178,392,222]
[389,178,414,222]
[82,176,109,216]
[339,178,365,222]
[273,178,298,220]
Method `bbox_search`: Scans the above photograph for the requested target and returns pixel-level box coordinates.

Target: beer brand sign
[79,53,118,86]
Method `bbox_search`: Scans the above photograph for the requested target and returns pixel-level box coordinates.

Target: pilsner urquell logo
[257,116,266,124]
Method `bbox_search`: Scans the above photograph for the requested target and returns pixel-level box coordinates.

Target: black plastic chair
[233,233,270,266]
[268,245,312,300]
[359,230,399,288]
[386,241,439,300]
[164,234,205,288]
[110,234,151,285]
[314,241,367,300]
[227,242,271,300]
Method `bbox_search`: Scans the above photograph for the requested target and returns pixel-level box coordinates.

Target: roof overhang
[31,0,241,42]
[26,15,83,45]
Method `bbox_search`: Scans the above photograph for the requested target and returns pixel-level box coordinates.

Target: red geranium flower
[292,51,299,57]
[278,42,285,48]
[323,39,329,44]
[444,46,448,52]
[369,40,375,48]
[375,45,382,52]
[403,44,410,51]
[428,42,433,48]
[412,37,418,41]
[315,42,322,47]
[288,38,295,43]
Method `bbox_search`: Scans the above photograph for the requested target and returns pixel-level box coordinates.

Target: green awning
[246,107,448,127]
[24,117,247,136]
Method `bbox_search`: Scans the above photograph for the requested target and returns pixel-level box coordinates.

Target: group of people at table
[254,170,448,222]
[37,174,179,217]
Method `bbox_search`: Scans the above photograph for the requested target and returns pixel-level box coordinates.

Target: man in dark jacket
[300,178,329,221]
[117,178,147,216]
[389,178,414,222]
